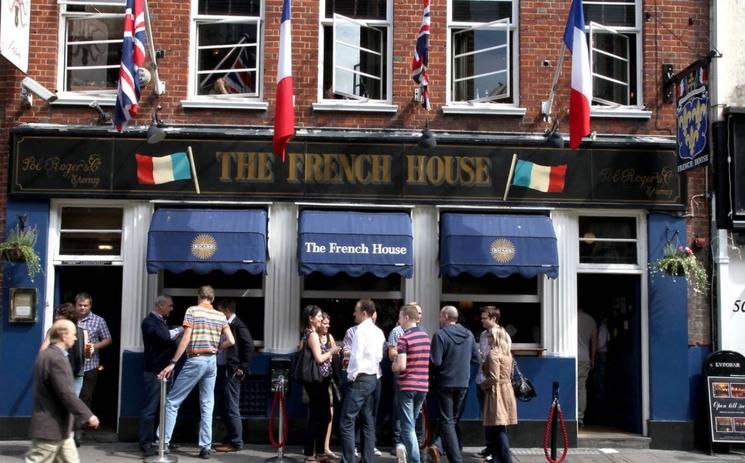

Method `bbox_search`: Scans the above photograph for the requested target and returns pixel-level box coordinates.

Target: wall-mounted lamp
[147,106,166,144]
[417,120,437,150]
[89,101,112,125]
[544,119,564,148]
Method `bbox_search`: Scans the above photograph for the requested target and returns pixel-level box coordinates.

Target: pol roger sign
[676,62,710,173]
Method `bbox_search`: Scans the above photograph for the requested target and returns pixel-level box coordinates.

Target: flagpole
[543,45,566,120]
[187,146,201,194]
[143,0,164,95]
[503,153,518,201]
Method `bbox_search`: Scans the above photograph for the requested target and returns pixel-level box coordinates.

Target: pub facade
[0,0,711,450]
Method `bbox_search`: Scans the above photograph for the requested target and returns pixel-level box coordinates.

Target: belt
[186,352,216,358]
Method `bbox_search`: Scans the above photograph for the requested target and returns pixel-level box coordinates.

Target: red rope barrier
[268,390,289,449]
[542,399,569,463]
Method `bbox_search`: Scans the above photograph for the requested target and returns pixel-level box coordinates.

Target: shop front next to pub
[0,125,700,448]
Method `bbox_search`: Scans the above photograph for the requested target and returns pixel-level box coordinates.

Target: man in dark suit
[26,319,99,463]
[213,299,254,453]
[139,294,183,457]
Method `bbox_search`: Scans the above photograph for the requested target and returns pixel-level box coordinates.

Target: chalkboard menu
[705,350,745,443]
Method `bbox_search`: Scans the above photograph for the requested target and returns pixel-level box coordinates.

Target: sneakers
[427,446,441,463]
[476,448,490,458]
[395,445,407,463]
[199,447,212,459]
[354,448,360,458]
[374,448,382,457]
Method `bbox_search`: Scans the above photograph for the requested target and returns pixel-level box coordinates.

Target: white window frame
[181,0,268,110]
[443,0,525,116]
[452,18,511,103]
[313,0,395,112]
[332,14,385,102]
[55,0,127,105]
[584,0,645,115]
[576,211,644,274]
[52,202,125,265]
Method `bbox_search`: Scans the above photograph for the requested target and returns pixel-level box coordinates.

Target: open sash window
[330,14,386,101]
[452,18,511,103]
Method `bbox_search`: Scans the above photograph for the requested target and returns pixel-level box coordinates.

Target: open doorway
[577,273,643,434]
[57,265,122,430]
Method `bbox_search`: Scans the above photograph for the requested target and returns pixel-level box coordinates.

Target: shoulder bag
[511,358,537,402]
[294,343,322,383]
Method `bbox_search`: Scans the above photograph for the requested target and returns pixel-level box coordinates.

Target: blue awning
[147,208,267,274]
[298,210,413,278]
[440,213,559,279]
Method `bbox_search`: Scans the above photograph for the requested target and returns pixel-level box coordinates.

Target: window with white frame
[192,0,261,98]
[578,216,639,265]
[448,0,517,104]
[59,0,126,98]
[321,0,390,102]
[585,0,641,107]
[55,206,124,262]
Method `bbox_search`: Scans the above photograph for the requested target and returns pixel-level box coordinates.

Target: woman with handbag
[480,325,517,463]
[300,305,341,463]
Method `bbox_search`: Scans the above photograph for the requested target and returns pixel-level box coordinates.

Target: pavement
[1,442,744,463]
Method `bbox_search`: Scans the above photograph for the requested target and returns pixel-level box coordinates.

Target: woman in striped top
[301,305,341,462]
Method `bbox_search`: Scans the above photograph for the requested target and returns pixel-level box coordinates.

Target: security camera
[20,76,58,104]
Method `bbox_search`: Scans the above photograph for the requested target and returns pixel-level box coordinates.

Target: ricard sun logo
[490,239,516,263]
[191,234,217,259]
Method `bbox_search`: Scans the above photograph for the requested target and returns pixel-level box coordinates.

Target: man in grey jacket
[26,319,99,463]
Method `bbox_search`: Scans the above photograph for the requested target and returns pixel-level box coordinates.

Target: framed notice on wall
[707,376,745,443]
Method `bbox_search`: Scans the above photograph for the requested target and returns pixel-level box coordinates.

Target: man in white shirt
[340,299,385,463]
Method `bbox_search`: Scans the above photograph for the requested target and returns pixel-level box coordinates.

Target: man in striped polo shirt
[392,303,430,463]
[158,286,235,459]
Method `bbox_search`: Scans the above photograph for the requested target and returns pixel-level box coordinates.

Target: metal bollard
[145,377,177,463]
[266,375,297,463]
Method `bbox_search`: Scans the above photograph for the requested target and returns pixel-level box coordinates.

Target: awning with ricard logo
[146,208,267,274]
[298,210,413,278]
[439,213,558,279]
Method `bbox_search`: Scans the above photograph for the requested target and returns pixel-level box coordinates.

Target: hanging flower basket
[650,243,708,295]
[0,224,42,281]
[2,246,26,263]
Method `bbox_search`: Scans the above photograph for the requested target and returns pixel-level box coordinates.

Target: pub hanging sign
[676,61,710,174]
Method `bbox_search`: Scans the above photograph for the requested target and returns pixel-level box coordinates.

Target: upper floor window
[584,0,641,107]
[56,206,123,261]
[578,216,638,265]
[192,0,262,99]
[59,1,126,99]
[448,0,517,105]
[320,0,391,102]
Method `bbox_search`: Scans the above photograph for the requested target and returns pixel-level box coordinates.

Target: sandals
[316,453,339,463]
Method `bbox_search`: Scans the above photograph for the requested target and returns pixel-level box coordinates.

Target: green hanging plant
[650,243,708,295]
[0,224,41,282]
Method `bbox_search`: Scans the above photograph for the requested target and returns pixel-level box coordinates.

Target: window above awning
[440,213,559,279]
[147,208,267,275]
[298,210,413,278]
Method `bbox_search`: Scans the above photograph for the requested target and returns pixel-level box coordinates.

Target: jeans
[433,387,467,463]
[398,391,426,463]
[340,374,378,463]
[72,376,84,397]
[485,426,511,463]
[303,379,331,456]
[216,366,243,448]
[391,376,401,446]
[163,355,217,449]
[139,371,166,449]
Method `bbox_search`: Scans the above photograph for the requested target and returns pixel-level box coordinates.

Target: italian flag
[512,159,567,193]
[135,152,192,184]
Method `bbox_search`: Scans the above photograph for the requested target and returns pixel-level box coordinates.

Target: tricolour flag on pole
[113,0,147,132]
[273,0,295,162]
[135,153,192,185]
[512,159,567,193]
[411,0,431,111]
[563,0,592,150]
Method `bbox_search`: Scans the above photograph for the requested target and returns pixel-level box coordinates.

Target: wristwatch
[170,359,177,365]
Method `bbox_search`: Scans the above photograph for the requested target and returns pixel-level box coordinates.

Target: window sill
[181,99,268,110]
[591,107,652,119]
[441,104,527,116]
[50,94,116,106]
[312,101,398,113]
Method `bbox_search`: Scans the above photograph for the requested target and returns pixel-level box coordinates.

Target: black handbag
[294,344,322,383]
[511,359,537,402]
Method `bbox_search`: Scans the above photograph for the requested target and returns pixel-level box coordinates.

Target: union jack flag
[113,0,147,131]
[223,50,253,94]
[411,0,431,111]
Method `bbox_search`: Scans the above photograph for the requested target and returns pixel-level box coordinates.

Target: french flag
[135,153,192,185]
[563,0,592,150]
[512,160,567,193]
[273,0,295,162]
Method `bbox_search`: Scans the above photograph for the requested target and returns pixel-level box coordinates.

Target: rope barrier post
[145,377,177,463]
[267,357,297,463]
[550,382,559,462]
